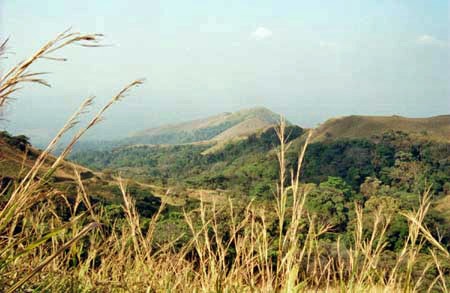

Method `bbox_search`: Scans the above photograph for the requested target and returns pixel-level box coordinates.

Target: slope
[0,131,162,212]
[312,115,450,143]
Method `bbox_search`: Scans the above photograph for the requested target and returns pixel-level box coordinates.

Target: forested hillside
[72,127,450,196]
[72,124,450,252]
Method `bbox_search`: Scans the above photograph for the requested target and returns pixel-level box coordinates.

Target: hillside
[0,131,94,182]
[71,125,304,194]
[71,111,450,199]
[127,107,281,145]
[312,114,450,143]
[0,131,162,212]
[1,131,227,209]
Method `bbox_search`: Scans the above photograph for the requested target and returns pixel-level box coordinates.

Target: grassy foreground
[1,31,449,292]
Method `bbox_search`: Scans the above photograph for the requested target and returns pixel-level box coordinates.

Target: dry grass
[312,115,450,143]
[0,31,449,292]
[0,29,103,107]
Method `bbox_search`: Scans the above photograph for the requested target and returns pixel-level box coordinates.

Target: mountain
[127,107,282,145]
[311,115,450,143]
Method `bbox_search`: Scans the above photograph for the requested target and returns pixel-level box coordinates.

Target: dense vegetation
[71,125,303,194]
[71,128,450,253]
[72,128,449,196]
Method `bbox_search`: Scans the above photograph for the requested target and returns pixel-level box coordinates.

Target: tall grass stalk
[0,30,145,290]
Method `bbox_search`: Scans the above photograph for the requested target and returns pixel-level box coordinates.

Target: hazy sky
[1,0,449,144]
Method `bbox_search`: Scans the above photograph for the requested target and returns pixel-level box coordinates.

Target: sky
[0,0,449,144]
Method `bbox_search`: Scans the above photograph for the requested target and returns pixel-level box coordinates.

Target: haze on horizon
[0,0,449,144]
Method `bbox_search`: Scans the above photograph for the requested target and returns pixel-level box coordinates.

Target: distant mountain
[311,115,450,143]
[128,107,282,145]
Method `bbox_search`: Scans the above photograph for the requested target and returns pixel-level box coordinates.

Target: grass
[1,30,449,292]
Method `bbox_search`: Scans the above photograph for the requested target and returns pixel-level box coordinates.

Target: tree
[319,176,353,199]
[360,177,390,199]
[306,183,349,233]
